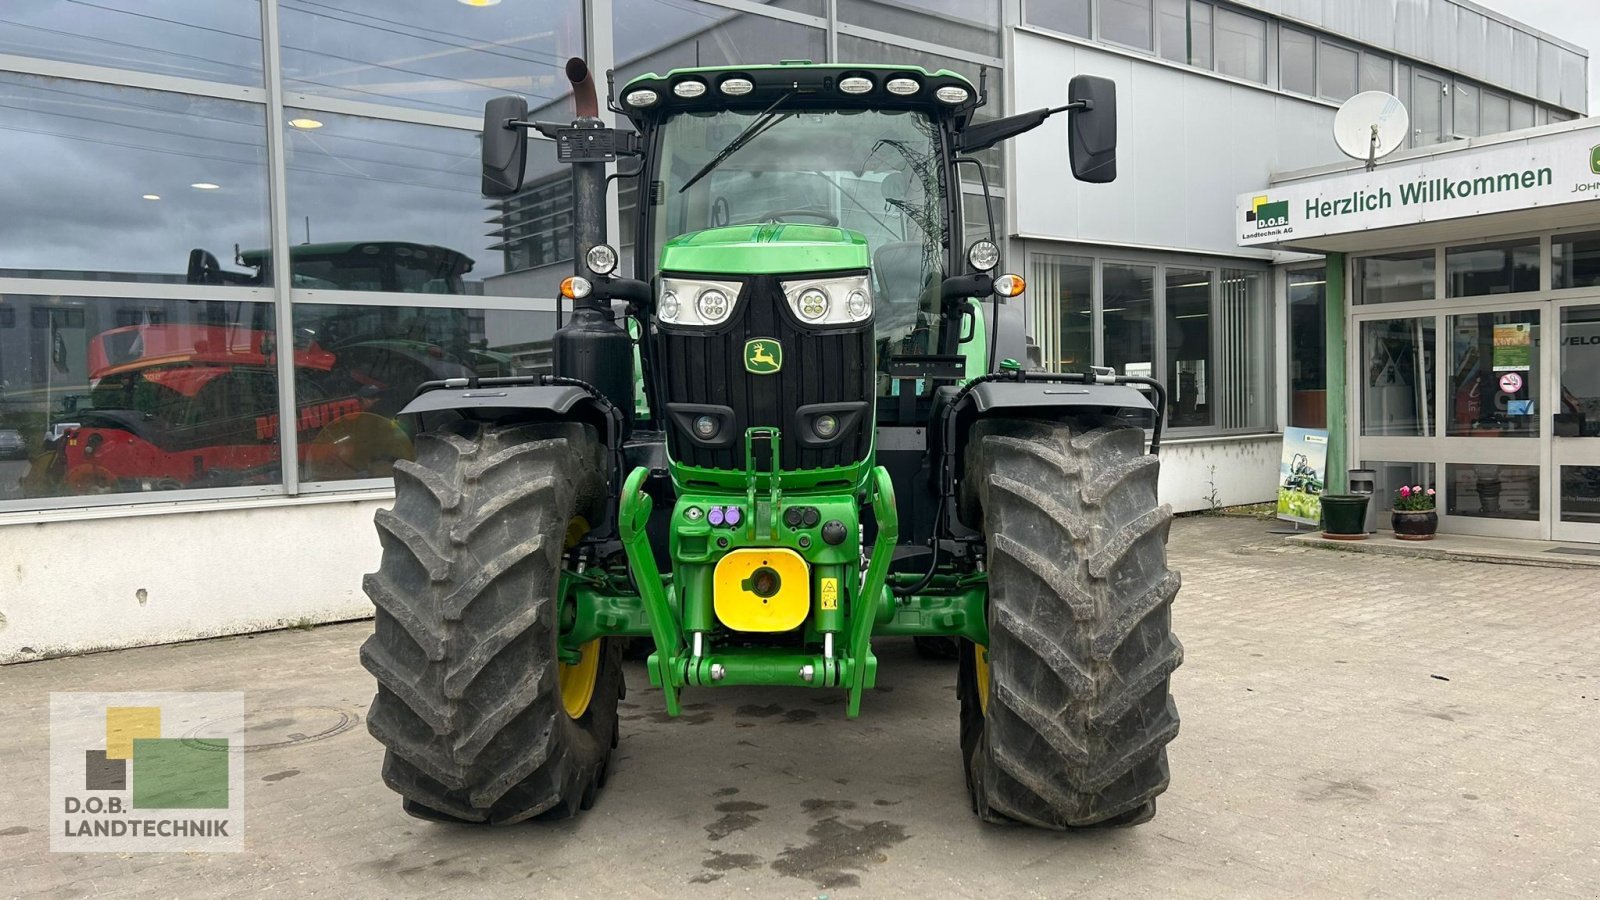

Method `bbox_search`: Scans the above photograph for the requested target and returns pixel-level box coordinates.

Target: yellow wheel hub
[558,639,601,719]
[974,643,991,715]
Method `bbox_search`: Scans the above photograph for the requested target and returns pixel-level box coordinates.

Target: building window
[1446,311,1540,438]
[1553,232,1600,290]
[1165,268,1212,427]
[1213,8,1265,83]
[1102,262,1156,378]
[839,0,1000,55]
[1157,0,1211,67]
[1280,27,1316,95]
[0,74,270,285]
[0,295,280,502]
[1027,253,1094,372]
[1453,81,1479,137]
[1101,0,1155,51]
[1481,90,1511,134]
[1359,50,1392,94]
[0,1,264,85]
[1360,317,1436,437]
[1287,268,1327,429]
[1447,463,1539,521]
[1218,268,1268,430]
[1317,40,1359,102]
[1358,251,1435,304]
[1445,239,1539,298]
[1025,0,1091,37]
[279,0,585,117]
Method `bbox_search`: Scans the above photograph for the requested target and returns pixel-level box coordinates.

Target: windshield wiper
[678,91,795,195]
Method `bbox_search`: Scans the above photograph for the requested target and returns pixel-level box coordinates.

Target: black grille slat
[661,275,873,473]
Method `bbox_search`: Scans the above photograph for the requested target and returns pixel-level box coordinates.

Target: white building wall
[1,498,384,663]
[1011,30,1350,256]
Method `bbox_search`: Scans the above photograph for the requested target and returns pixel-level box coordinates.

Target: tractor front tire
[361,419,622,824]
[959,415,1182,828]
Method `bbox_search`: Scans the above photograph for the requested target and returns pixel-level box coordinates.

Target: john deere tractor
[361,58,1181,829]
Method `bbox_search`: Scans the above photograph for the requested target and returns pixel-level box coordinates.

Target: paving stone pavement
[2,515,1597,898]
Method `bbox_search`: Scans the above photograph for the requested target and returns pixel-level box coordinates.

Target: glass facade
[1025,250,1269,434]
[0,0,1007,513]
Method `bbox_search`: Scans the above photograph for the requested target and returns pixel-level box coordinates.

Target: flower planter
[1320,494,1370,540]
[1391,509,1438,540]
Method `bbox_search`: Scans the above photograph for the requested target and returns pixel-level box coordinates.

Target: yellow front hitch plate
[713,547,810,632]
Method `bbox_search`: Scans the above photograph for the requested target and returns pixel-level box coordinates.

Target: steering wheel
[736,209,840,226]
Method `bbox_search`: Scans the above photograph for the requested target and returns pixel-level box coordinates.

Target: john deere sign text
[1238,126,1600,246]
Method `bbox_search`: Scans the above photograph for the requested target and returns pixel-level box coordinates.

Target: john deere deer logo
[744,338,781,374]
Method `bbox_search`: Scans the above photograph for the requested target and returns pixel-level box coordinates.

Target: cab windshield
[653,108,950,385]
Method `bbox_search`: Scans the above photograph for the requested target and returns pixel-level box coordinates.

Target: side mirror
[1067,75,1116,184]
[481,95,529,198]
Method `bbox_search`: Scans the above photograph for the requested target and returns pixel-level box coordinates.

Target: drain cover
[184,705,359,752]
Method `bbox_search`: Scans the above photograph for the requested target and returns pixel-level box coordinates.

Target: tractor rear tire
[959,415,1181,828]
[360,419,622,824]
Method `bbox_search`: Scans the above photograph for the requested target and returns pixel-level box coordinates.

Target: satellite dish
[1333,91,1409,170]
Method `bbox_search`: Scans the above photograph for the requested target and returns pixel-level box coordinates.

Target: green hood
[660,223,869,275]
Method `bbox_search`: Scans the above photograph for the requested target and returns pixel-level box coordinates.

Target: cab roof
[617,62,983,127]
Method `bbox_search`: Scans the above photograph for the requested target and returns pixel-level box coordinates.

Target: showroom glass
[653,108,946,369]
[0,0,262,85]
[0,295,279,503]
[839,0,1000,56]
[1361,317,1435,437]
[290,305,556,483]
[1481,90,1510,135]
[836,35,1006,188]
[284,109,529,291]
[278,0,581,117]
[1446,310,1539,438]
[0,74,269,283]
[1218,268,1268,430]
[1280,27,1315,95]
[1558,306,1600,439]
[1288,268,1327,429]
[1553,232,1600,289]
[1213,8,1265,83]
[1101,0,1153,51]
[1027,253,1093,372]
[1102,263,1155,379]
[1025,0,1090,37]
[1358,251,1435,304]
[1165,268,1211,427]
[614,0,825,87]
[1447,462,1539,521]
[1360,461,1436,514]
[1158,0,1211,68]
[1446,239,1539,297]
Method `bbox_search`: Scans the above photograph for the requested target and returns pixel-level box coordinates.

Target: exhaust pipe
[566,57,599,119]
[552,57,635,436]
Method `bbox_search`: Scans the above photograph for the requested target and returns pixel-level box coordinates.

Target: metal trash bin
[1348,468,1377,533]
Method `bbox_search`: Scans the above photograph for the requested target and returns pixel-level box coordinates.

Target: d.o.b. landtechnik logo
[1245,194,1290,231]
[50,692,244,852]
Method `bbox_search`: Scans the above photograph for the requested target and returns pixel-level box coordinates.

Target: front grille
[658,274,873,472]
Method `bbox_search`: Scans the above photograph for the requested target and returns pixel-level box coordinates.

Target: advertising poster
[1491,322,1532,372]
[1277,427,1329,525]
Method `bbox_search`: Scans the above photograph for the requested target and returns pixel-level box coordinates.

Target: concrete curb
[1289,530,1600,570]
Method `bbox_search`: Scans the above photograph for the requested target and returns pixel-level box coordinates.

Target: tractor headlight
[658,277,742,326]
[779,274,872,326]
[585,243,618,276]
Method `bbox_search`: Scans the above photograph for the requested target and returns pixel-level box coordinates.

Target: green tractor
[361,58,1181,829]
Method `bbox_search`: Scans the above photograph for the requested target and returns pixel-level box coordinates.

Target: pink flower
[1412,485,1423,494]
[1399,486,1411,498]
[1426,488,1436,496]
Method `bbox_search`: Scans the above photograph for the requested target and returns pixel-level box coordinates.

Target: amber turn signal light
[560,276,593,300]
[993,273,1025,297]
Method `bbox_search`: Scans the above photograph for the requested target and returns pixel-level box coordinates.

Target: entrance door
[1553,302,1600,541]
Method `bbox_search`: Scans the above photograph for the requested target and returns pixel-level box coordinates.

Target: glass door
[1553,302,1600,541]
